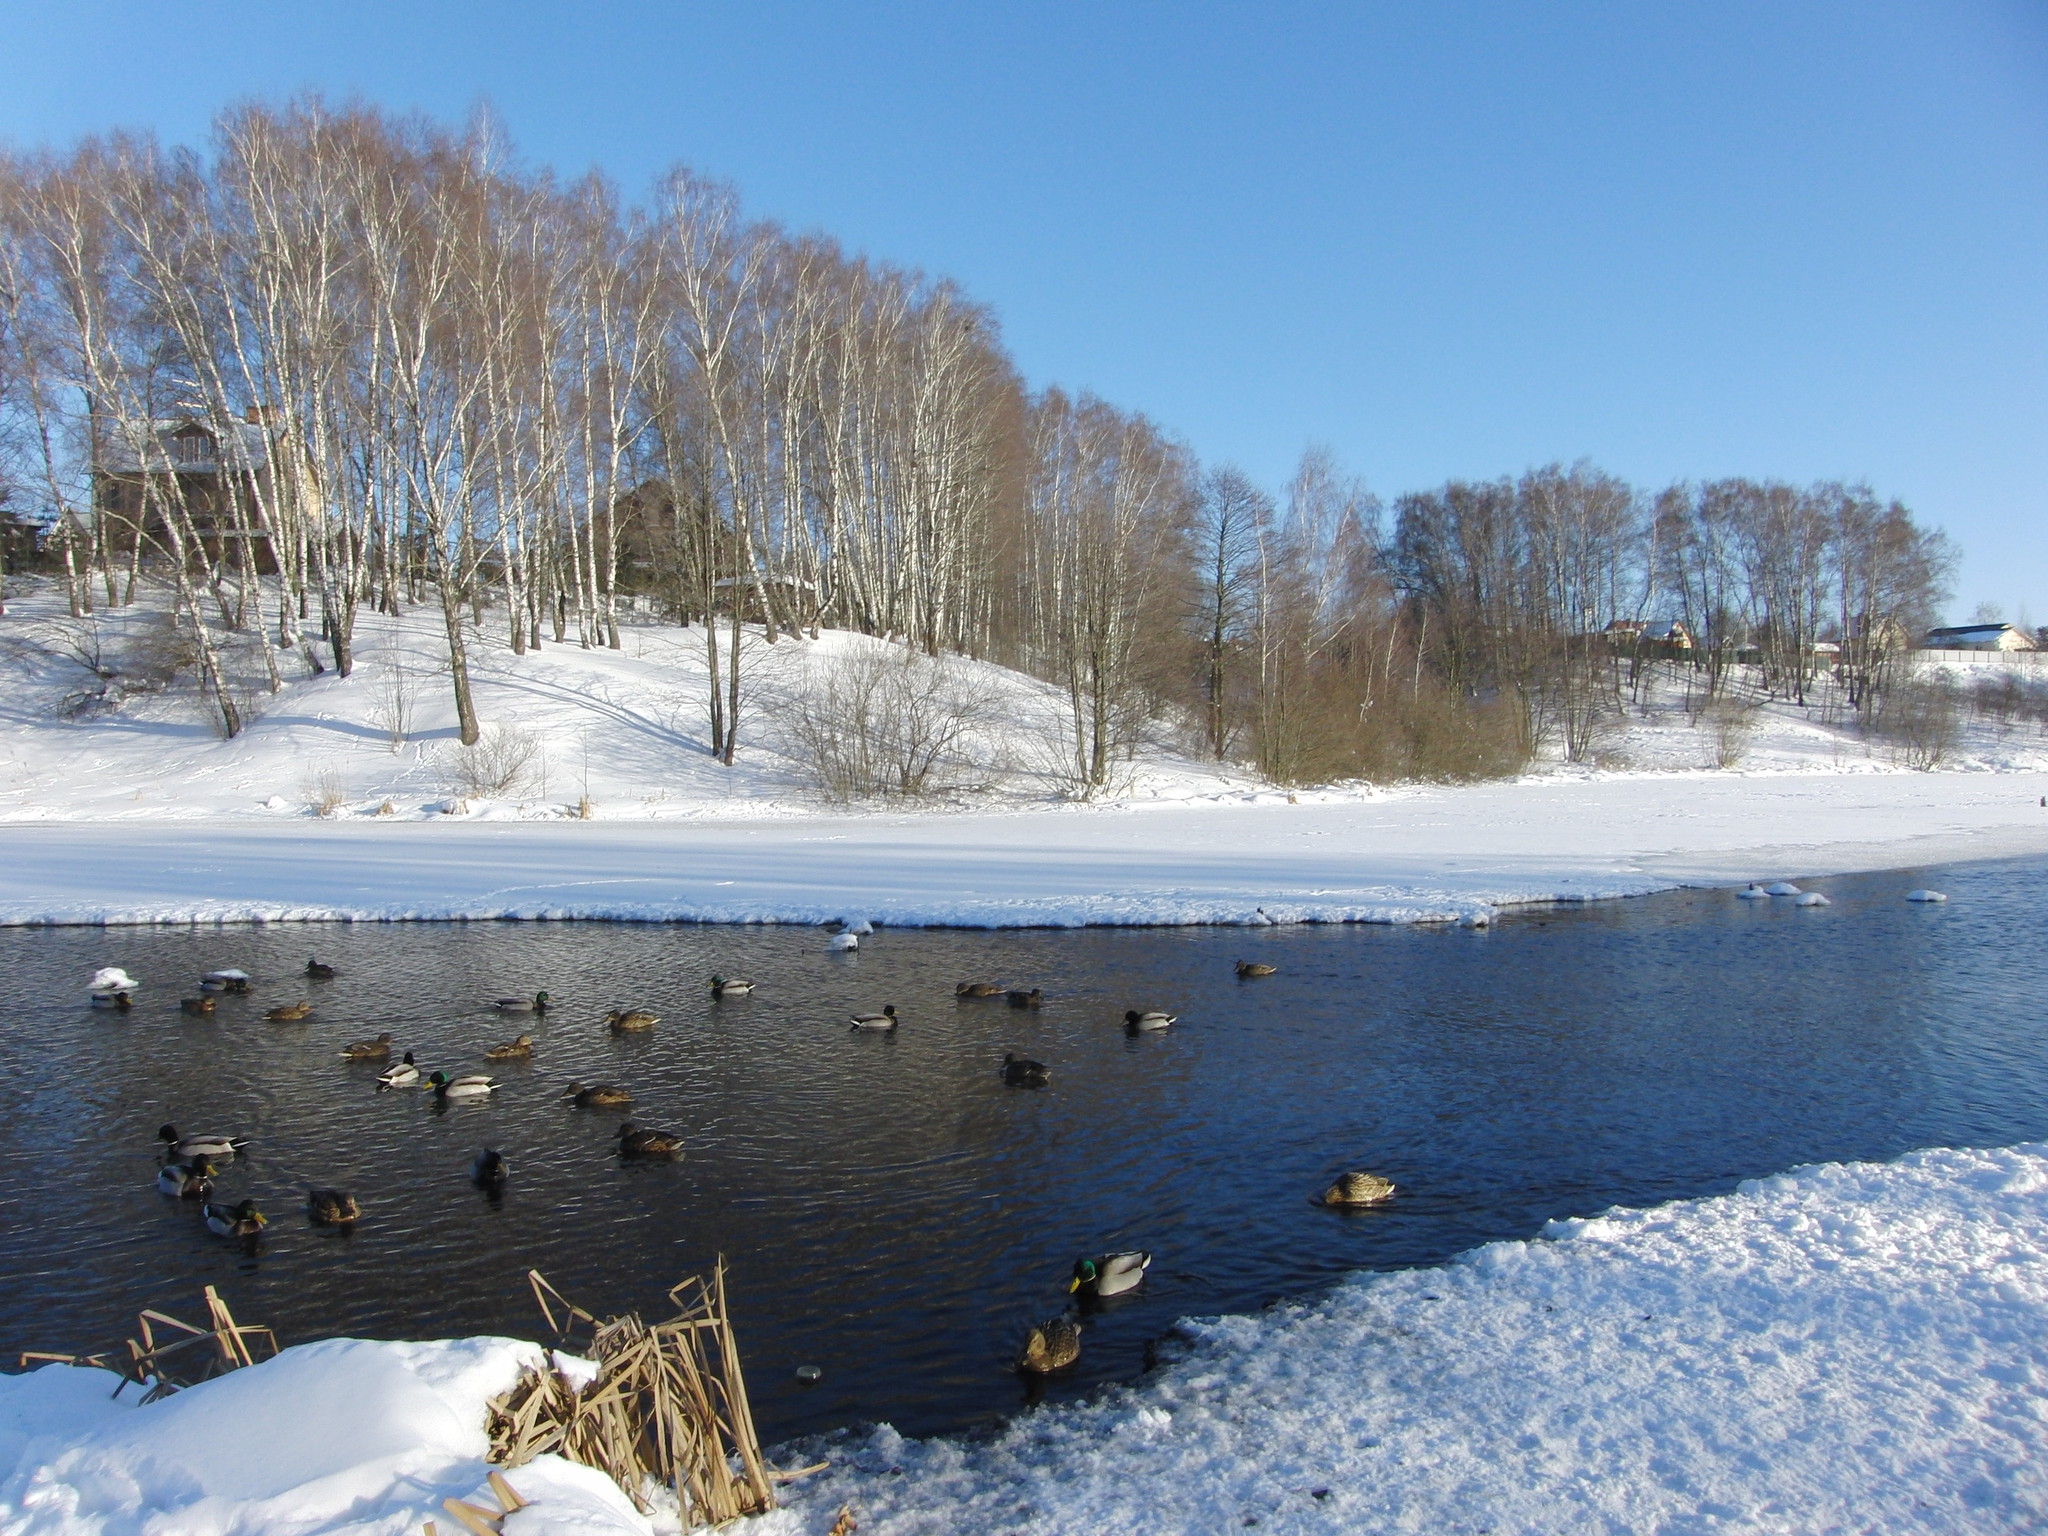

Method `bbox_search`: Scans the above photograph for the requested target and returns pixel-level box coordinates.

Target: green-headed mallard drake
[1124,1009,1176,1031]
[956,981,1004,998]
[340,1032,394,1061]
[1006,988,1043,1009]
[472,1148,510,1191]
[616,1122,684,1159]
[1002,1052,1050,1087]
[202,1198,266,1238]
[376,1051,419,1088]
[606,1007,659,1032]
[710,976,755,998]
[484,1033,534,1061]
[496,992,550,1013]
[1070,1251,1150,1297]
[562,1081,633,1108]
[180,996,217,1015]
[849,1005,898,1031]
[305,958,339,980]
[1016,1317,1081,1374]
[426,1070,496,1100]
[158,1125,247,1161]
[307,1189,360,1225]
[1235,960,1277,979]
[264,1001,314,1022]
[156,1157,216,1198]
[1322,1171,1396,1207]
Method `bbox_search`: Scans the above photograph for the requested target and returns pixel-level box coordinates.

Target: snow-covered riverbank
[7,1142,2044,1535]
[4,770,2047,928]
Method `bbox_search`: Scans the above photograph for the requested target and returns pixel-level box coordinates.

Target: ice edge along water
[4,1142,2044,1536]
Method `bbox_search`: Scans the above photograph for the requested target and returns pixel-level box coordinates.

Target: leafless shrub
[1970,673,2025,733]
[452,723,541,797]
[371,658,416,752]
[1703,697,1756,768]
[302,765,347,816]
[1870,677,1961,770]
[780,646,998,800]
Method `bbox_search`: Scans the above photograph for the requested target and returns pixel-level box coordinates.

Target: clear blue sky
[4,1,2043,621]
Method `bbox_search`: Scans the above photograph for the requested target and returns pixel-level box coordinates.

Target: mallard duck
[1016,1317,1081,1374]
[1070,1251,1150,1297]
[201,969,251,994]
[1124,1009,1176,1031]
[307,1189,360,1225]
[496,992,550,1013]
[376,1051,420,1087]
[710,976,755,997]
[562,1081,633,1108]
[1235,960,1277,979]
[485,1033,534,1061]
[849,1005,898,1030]
[202,1199,266,1238]
[264,1001,313,1022]
[90,967,139,995]
[606,1007,660,1032]
[1006,988,1043,1009]
[956,981,1004,998]
[91,991,134,1011]
[305,958,338,980]
[158,1125,247,1160]
[616,1122,684,1158]
[340,1032,394,1061]
[1322,1171,1396,1207]
[426,1070,497,1100]
[1002,1052,1050,1086]
[156,1157,216,1198]
[827,931,859,952]
[180,996,217,1015]
[472,1148,510,1191]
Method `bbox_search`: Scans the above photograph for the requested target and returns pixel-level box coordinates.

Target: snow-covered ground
[4,584,2048,926]
[6,1143,2043,1535]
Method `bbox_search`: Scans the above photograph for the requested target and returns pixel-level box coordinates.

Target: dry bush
[453,723,541,797]
[370,658,416,752]
[301,765,347,816]
[779,646,998,800]
[1870,677,1961,770]
[1703,696,1756,768]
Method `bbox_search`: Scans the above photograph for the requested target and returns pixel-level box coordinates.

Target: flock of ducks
[106,942,1394,1380]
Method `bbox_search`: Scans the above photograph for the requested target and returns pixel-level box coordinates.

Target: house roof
[98,418,270,474]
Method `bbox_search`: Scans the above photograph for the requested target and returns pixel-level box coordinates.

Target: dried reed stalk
[488,1264,777,1530]
[20,1286,277,1400]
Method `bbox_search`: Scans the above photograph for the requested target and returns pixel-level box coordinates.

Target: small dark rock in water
[794,1364,823,1383]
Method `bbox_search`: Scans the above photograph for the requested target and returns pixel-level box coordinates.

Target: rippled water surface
[3,858,2047,1443]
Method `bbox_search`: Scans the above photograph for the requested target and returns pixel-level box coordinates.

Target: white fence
[1910,648,2048,671]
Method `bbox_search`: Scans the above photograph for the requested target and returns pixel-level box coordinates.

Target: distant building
[1923,622,2036,652]
[1604,618,1695,651]
[95,414,276,572]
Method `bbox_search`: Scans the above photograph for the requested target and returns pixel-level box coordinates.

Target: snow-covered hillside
[5,581,2048,827]
[5,1143,2044,1535]
[6,581,2048,928]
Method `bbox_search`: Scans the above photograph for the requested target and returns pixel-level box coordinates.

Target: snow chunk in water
[1764,880,1804,896]
[1906,888,1949,903]
[86,967,137,993]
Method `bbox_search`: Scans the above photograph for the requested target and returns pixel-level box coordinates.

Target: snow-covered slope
[6,1144,2044,1535]
[6,583,2048,928]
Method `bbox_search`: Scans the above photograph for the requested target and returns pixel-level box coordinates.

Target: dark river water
[2,858,2046,1445]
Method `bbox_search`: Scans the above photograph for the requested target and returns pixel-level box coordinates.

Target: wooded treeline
[0,101,1954,786]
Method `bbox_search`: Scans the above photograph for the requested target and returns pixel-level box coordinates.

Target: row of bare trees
[0,100,1957,787]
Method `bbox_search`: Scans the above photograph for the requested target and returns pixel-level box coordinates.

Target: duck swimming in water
[606,1008,659,1032]
[615,1123,684,1159]
[156,1157,216,1198]
[306,1189,360,1225]
[472,1149,510,1191]
[1016,1317,1081,1374]
[426,1070,497,1101]
[709,976,755,997]
[849,1005,898,1030]
[484,1033,534,1061]
[562,1082,633,1108]
[376,1051,420,1088]
[340,1032,394,1061]
[158,1125,247,1161]
[1070,1251,1150,1297]
[202,1199,266,1238]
